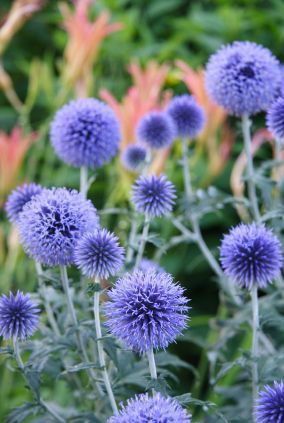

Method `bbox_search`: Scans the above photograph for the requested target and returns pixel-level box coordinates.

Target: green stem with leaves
[13,337,64,423]
[93,282,118,414]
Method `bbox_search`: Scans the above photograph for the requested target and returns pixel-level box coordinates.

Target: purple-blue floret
[255,381,284,423]
[136,111,176,149]
[5,183,43,223]
[107,392,191,422]
[74,228,124,279]
[220,223,283,289]
[50,98,120,168]
[104,270,189,353]
[0,291,40,340]
[205,41,281,116]
[131,174,176,218]
[167,95,205,138]
[18,187,99,267]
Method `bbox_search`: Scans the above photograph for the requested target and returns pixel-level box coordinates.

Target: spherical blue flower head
[220,223,283,289]
[74,228,124,279]
[167,95,206,138]
[0,291,40,340]
[105,270,189,354]
[131,174,176,218]
[5,183,43,223]
[136,111,176,149]
[205,41,281,116]
[107,392,191,423]
[255,381,284,423]
[50,98,121,168]
[138,258,165,274]
[266,97,284,142]
[18,188,99,267]
[121,144,147,172]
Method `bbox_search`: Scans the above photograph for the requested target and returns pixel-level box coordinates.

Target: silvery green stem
[147,348,157,395]
[241,114,261,222]
[13,337,64,423]
[80,165,88,198]
[35,262,61,337]
[60,266,103,395]
[147,348,157,380]
[251,284,259,401]
[135,216,150,269]
[93,284,118,414]
[181,137,223,278]
[126,215,138,264]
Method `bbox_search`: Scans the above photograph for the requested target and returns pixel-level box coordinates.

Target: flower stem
[126,215,138,264]
[93,283,118,414]
[80,165,88,198]
[59,266,103,395]
[135,216,150,269]
[35,262,61,337]
[13,337,64,423]
[241,114,261,222]
[181,137,223,277]
[251,284,259,401]
[147,348,157,395]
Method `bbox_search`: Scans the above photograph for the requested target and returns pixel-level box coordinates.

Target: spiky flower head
[50,98,120,168]
[6,183,43,223]
[105,270,189,353]
[74,229,124,279]
[220,223,283,289]
[131,174,176,218]
[205,41,281,116]
[107,393,191,423]
[121,144,147,172]
[138,258,165,274]
[167,94,205,138]
[136,111,176,149]
[255,381,284,423]
[18,188,99,267]
[0,291,40,341]
[266,97,284,142]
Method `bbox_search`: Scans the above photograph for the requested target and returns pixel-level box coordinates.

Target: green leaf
[6,402,42,423]
[62,362,102,374]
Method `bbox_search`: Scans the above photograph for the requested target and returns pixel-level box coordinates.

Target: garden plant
[1,1,284,422]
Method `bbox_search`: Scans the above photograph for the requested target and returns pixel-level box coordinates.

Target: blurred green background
[1,0,284,420]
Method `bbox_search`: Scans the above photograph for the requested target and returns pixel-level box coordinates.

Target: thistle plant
[3,7,284,421]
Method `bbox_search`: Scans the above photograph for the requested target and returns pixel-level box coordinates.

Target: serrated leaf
[25,369,41,400]
[6,402,41,423]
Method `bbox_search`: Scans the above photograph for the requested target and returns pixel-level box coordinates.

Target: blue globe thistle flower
[121,144,147,172]
[0,291,40,340]
[220,223,283,289]
[74,228,124,279]
[104,270,189,353]
[136,111,176,149]
[138,258,165,274]
[131,174,176,218]
[205,41,281,116]
[266,97,284,142]
[5,183,43,223]
[50,98,120,168]
[255,381,284,423]
[167,95,206,138]
[18,188,99,267]
[107,393,191,423]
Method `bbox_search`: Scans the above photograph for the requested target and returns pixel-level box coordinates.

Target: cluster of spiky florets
[18,187,99,267]
[104,270,189,353]
[107,393,191,423]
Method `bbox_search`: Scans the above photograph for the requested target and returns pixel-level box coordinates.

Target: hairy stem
[135,216,150,269]
[251,284,259,402]
[181,137,223,277]
[241,114,261,222]
[35,262,61,337]
[59,266,102,395]
[13,337,64,423]
[93,284,118,414]
[126,215,138,264]
[80,165,88,198]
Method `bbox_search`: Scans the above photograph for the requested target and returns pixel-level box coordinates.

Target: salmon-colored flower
[100,60,171,150]
[176,60,234,183]
[0,127,37,204]
[60,0,122,93]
